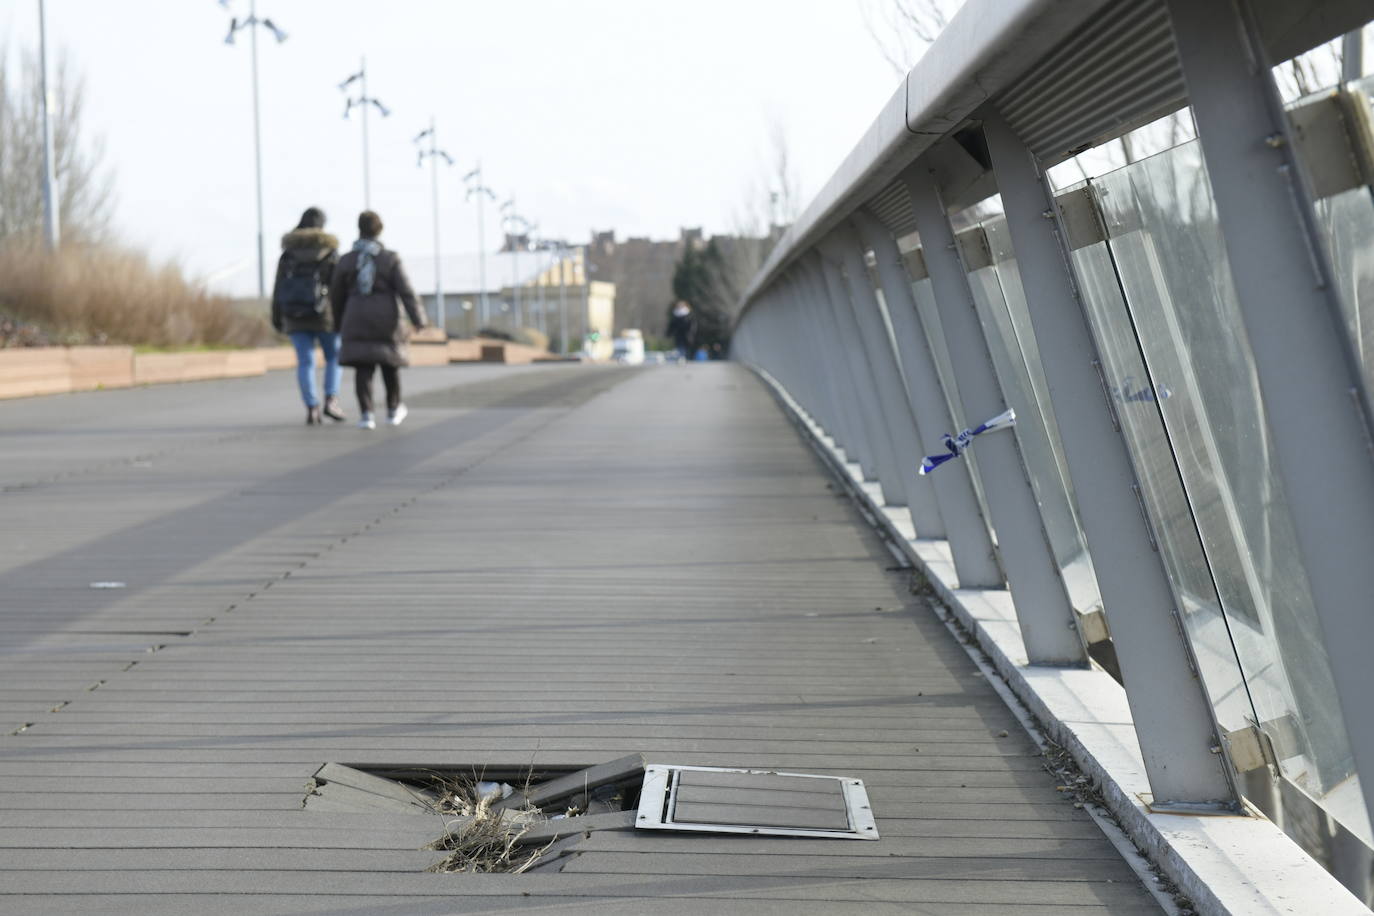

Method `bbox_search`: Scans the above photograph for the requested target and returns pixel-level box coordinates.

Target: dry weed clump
[427,777,552,874]
[0,239,273,349]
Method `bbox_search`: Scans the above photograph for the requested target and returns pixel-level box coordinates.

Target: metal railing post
[779,272,844,440]
[800,253,885,483]
[793,266,871,471]
[903,162,1087,666]
[983,108,1240,808]
[822,226,945,536]
[774,291,819,418]
[852,209,1004,588]
[813,250,910,507]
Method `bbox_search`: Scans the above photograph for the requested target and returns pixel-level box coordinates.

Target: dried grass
[0,238,273,349]
[427,777,552,874]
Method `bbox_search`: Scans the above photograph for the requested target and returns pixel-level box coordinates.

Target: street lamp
[553,242,572,354]
[413,119,453,333]
[515,217,538,331]
[534,242,554,337]
[463,164,497,330]
[221,0,288,299]
[37,0,59,252]
[500,200,533,329]
[535,244,548,336]
[339,59,389,209]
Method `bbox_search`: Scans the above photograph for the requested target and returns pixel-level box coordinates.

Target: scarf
[352,239,383,294]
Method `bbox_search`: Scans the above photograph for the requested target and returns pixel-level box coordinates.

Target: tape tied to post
[919,408,1016,475]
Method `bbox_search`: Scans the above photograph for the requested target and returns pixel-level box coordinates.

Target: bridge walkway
[0,363,1160,914]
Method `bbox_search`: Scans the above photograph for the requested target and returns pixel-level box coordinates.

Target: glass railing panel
[981,218,1101,613]
[1067,229,1256,737]
[1093,143,1365,838]
[965,223,1101,613]
[1309,74,1374,395]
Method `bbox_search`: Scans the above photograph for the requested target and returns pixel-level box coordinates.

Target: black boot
[322,396,346,422]
[306,405,322,425]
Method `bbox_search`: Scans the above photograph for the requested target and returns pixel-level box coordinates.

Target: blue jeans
[289,331,341,408]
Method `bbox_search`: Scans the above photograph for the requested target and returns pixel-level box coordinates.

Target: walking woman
[666,300,698,363]
[271,207,342,425]
[331,211,428,429]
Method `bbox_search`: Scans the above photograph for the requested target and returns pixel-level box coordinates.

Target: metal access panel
[636,764,878,840]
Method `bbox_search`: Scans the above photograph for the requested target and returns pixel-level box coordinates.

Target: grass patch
[0,239,274,349]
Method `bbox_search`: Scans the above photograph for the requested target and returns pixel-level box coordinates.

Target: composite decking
[0,361,1160,914]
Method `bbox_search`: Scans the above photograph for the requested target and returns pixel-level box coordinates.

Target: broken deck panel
[0,363,1160,913]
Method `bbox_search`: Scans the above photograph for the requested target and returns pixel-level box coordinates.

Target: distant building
[587,226,784,337]
[410,224,781,349]
[587,227,705,338]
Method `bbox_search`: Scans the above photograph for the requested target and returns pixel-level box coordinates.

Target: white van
[612,329,646,365]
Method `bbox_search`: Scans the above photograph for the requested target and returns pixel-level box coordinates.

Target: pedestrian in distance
[271,207,342,425]
[666,300,697,364]
[331,210,428,430]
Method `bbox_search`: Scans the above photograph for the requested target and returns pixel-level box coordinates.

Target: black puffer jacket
[271,228,339,334]
[330,244,427,367]
[666,307,697,353]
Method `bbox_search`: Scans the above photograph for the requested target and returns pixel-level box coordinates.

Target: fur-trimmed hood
[281,227,339,252]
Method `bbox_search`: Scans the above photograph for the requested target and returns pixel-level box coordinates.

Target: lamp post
[521,220,540,331]
[536,245,549,336]
[555,242,570,354]
[413,119,453,332]
[581,247,591,355]
[526,235,547,336]
[339,59,389,209]
[37,0,59,252]
[463,164,497,329]
[500,200,532,329]
[222,0,287,298]
[500,199,517,327]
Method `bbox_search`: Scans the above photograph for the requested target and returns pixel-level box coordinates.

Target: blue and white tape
[919,408,1017,475]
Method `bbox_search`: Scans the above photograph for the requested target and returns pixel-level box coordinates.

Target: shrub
[0,239,273,349]
[510,327,548,351]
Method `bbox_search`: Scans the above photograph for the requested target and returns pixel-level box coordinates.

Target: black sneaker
[306,406,322,425]
[322,396,346,422]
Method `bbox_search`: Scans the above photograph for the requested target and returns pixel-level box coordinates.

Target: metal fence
[732,0,1374,896]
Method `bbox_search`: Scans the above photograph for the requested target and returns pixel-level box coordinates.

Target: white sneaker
[358,412,376,430]
[387,404,408,427]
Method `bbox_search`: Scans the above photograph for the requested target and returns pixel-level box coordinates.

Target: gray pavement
[0,362,1160,914]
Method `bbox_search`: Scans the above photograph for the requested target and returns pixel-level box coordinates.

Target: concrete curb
[0,338,552,400]
[751,365,1368,916]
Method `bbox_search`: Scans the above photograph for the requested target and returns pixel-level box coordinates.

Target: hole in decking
[305,755,647,874]
[304,755,878,873]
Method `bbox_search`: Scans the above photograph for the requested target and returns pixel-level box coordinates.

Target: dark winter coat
[271,228,339,334]
[666,309,697,352]
[330,243,427,368]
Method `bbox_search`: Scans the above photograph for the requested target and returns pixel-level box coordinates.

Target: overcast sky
[3,1,907,296]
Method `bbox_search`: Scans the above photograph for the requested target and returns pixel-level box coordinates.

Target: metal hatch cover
[635,764,878,840]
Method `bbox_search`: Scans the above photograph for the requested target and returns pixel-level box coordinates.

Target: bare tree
[670,122,805,345]
[766,121,802,229]
[719,122,802,313]
[860,0,961,75]
[1273,37,1350,102]
[0,50,113,245]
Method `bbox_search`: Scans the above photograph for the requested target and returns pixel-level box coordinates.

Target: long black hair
[297,207,326,230]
